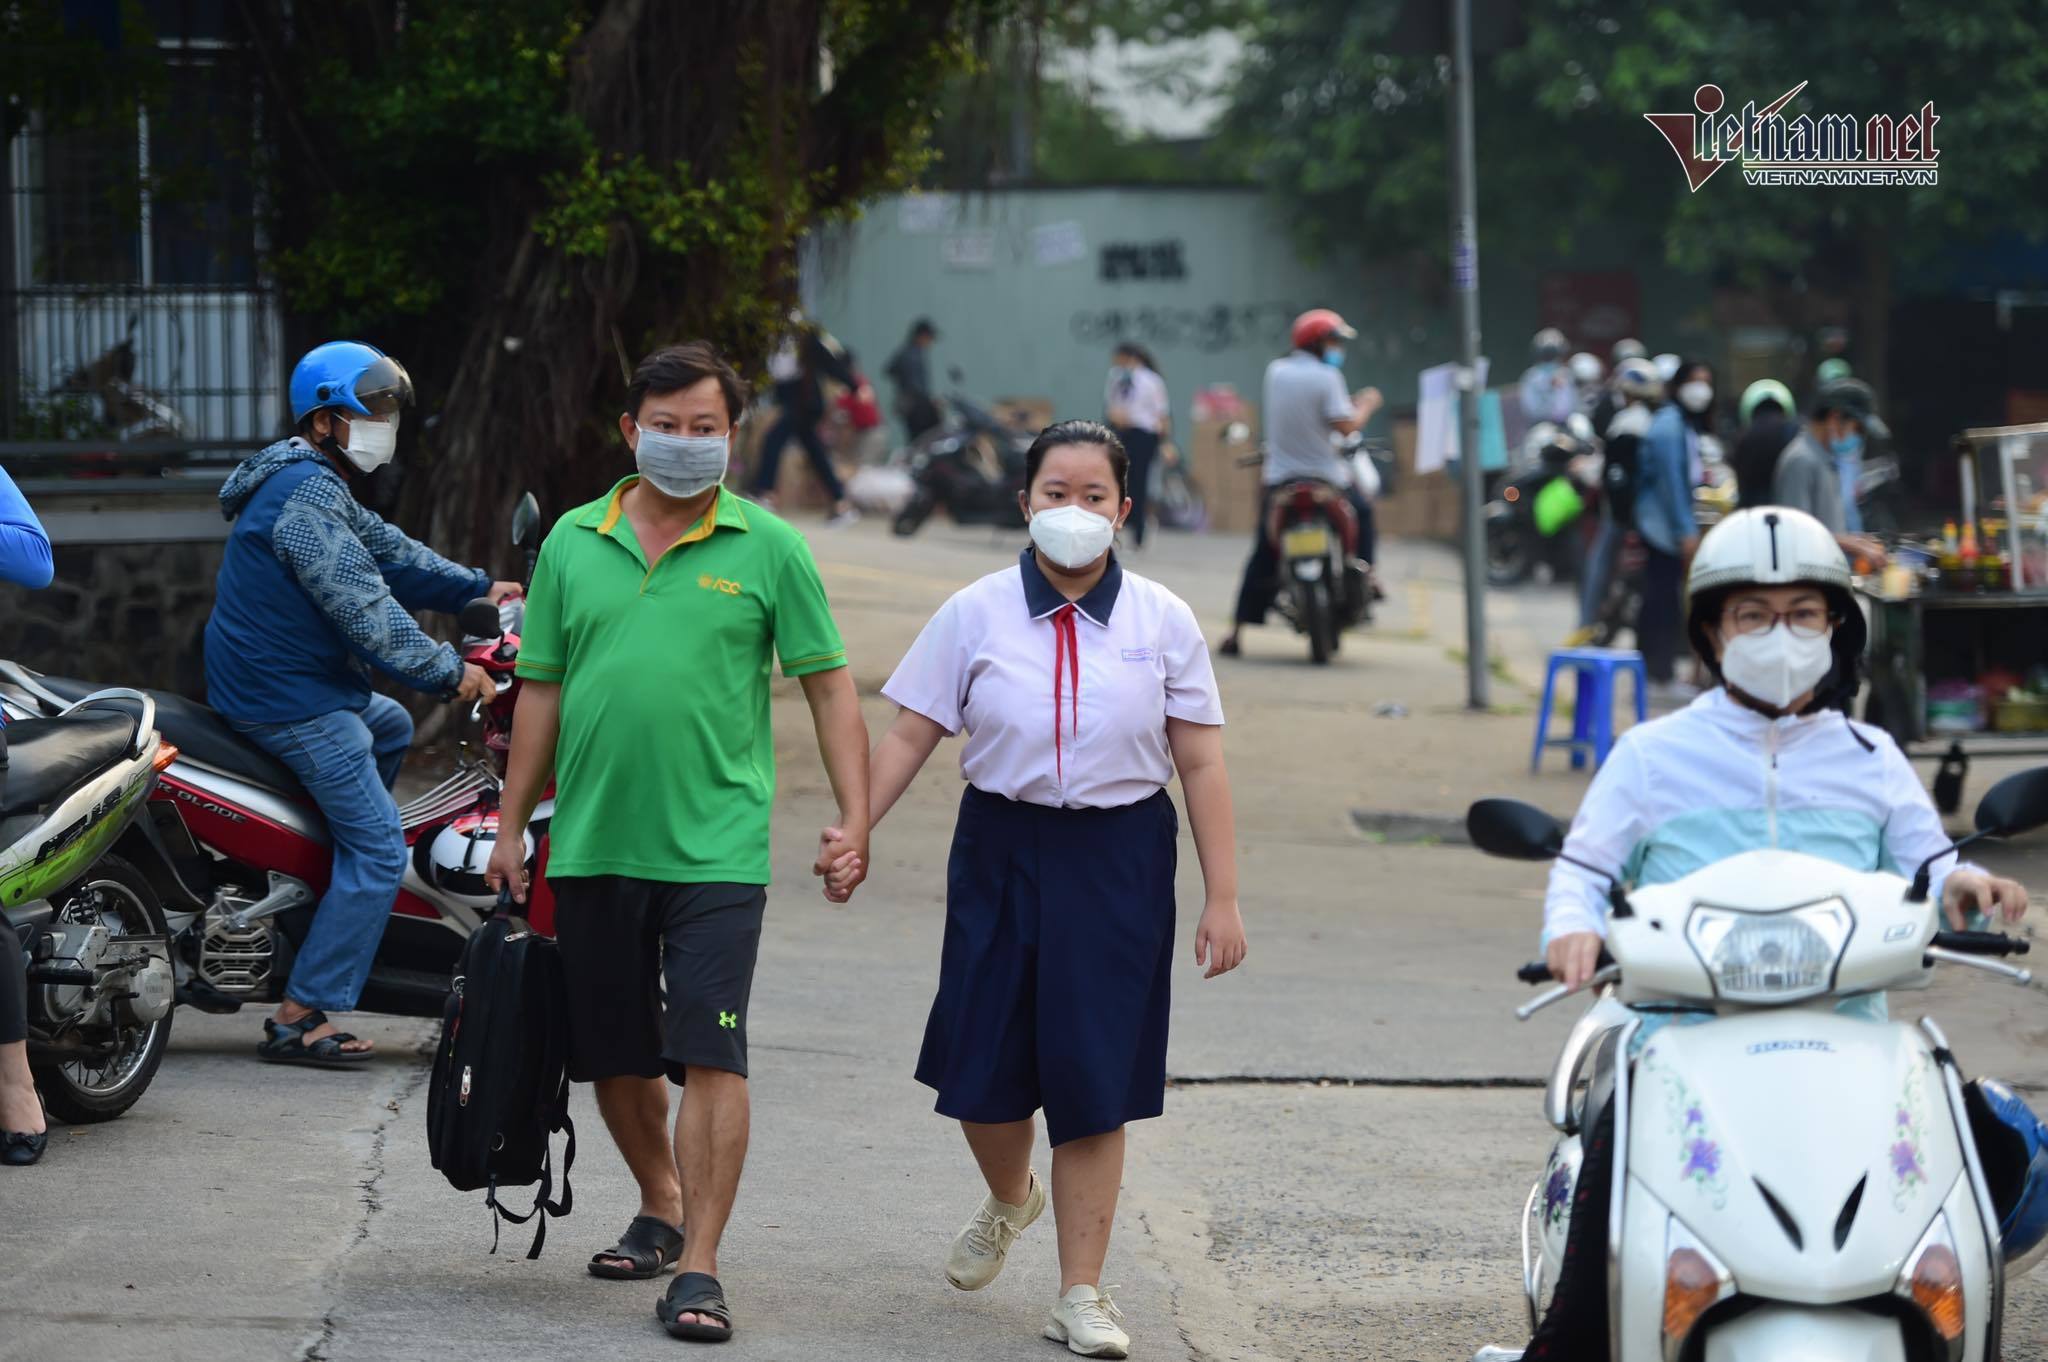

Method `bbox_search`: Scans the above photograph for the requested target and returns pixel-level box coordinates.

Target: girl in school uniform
[827,419,1247,1358]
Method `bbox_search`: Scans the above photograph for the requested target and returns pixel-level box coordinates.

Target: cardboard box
[1186,409,1263,536]
[1376,415,1462,541]
[993,396,1056,435]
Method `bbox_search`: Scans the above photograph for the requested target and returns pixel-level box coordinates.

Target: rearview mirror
[459,598,505,640]
[1467,798,1567,861]
[511,492,540,548]
[1974,766,2048,837]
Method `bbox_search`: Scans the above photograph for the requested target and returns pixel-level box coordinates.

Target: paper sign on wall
[1031,221,1087,267]
[942,230,997,271]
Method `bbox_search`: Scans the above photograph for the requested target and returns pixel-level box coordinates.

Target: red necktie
[1051,604,1080,786]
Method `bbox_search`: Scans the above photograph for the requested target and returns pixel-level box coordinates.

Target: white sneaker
[825,506,862,528]
[944,1170,1045,1290]
[1045,1284,1130,1358]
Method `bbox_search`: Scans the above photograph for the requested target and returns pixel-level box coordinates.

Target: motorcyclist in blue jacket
[204,341,518,1067]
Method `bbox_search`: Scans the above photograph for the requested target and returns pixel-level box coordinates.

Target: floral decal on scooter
[1892,1061,1930,1210]
[1542,1157,1574,1232]
[1644,1047,1730,1209]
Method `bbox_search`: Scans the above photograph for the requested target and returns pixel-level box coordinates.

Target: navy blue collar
[1019,547,1122,626]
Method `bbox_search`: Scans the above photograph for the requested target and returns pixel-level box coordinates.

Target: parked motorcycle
[1486,416,1601,587]
[1465,776,2048,1362]
[0,495,552,1022]
[5,688,184,1122]
[890,370,1032,537]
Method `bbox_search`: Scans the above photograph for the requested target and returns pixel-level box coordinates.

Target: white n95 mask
[1721,624,1833,709]
[1029,505,1117,570]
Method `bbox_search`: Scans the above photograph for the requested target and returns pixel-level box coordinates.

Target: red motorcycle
[0,495,553,1020]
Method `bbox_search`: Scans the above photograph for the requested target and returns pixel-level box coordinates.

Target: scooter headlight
[1894,1212,1966,1361]
[1661,1216,1733,1362]
[1685,898,1852,1004]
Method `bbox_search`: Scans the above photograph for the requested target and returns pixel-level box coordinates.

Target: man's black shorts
[550,877,766,1083]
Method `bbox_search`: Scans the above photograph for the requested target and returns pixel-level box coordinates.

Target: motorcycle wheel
[1304,579,1335,665]
[892,489,937,537]
[32,855,174,1124]
[1486,506,1534,586]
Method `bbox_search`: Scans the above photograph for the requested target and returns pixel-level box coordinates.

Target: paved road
[4,520,2045,1361]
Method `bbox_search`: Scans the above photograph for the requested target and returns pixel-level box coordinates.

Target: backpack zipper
[460,1064,473,1106]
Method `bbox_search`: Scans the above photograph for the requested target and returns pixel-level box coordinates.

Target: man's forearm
[498,683,561,831]
[802,669,871,835]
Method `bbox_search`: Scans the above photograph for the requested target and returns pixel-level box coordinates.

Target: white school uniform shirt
[1107,365,1170,434]
[884,549,1224,810]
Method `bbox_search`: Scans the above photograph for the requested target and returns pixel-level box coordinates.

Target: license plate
[1282,527,1330,557]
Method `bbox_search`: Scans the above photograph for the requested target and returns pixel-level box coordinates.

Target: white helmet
[1652,352,1683,383]
[1686,506,1865,710]
[423,817,533,909]
[1567,351,1602,385]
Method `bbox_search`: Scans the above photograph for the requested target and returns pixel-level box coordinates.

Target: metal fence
[2,22,284,474]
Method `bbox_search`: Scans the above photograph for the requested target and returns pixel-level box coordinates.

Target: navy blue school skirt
[916,784,1179,1147]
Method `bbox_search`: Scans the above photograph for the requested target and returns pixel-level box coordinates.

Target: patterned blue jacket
[204,439,489,724]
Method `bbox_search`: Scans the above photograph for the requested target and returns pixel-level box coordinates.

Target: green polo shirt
[514,479,847,884]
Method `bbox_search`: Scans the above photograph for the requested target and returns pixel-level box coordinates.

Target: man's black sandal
[256,1010,371,1068]
[658,1272,734,1343]
[589,1215,684,1280]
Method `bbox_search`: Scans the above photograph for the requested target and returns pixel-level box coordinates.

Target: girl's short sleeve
[882,594,972,734]
[1160,596,1224,726]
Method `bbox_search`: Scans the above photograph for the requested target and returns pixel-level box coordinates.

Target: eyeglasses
[1722,602,1835,638]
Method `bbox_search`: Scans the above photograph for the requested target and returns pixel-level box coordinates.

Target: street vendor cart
[1862,422,2048,810]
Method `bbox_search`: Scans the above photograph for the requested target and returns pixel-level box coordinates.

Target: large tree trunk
[1855,220,1893,402]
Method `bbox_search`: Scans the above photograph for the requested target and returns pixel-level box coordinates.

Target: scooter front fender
[1700,1303,1906,1362]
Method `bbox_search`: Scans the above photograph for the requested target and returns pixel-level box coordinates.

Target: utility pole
[1448,0,1488,710]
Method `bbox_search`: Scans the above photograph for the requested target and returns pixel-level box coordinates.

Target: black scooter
[891,370,1033,536]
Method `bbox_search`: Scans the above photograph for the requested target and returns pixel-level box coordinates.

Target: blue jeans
[229,694,412,1013]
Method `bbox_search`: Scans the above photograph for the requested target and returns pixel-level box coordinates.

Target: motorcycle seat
[31,676,307,799]
[0,713,136,816]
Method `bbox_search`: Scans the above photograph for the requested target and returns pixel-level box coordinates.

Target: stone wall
[0,537,223,697]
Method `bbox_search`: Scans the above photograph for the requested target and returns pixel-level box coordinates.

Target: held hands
[1546,930,1605,991]
[1195,899,1248,979]
[486,581,524,604]
[813,823,870,905]
[483,826,531,904]
[1941,870,2029,930]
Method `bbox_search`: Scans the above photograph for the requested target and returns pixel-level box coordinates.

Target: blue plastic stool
[1531,647,1648,772]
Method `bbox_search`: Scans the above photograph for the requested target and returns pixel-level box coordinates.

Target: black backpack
[426,904,574,1257]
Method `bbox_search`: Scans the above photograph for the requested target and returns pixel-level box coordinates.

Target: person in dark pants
[1631,359,1707,698]
[886,318,942,444]
[1105,342,1169,548]
[827,420,1246,1358]
[0,460,52,1166]
[750,317,860,526]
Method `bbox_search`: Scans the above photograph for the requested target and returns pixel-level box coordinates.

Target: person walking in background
[0,461,52,1165]
[1770,379,1888,567]
[1570,357,1663,640]
[206,341,515,1068]
[1632,359,1709,703]
[886,318,942,445]
[822,420,1245,1359]
[750,315,861,527]
[488,342,871,1345]
[1731,378,1796,512]
[1219,308,1381,657]
[1105,342,1169,549]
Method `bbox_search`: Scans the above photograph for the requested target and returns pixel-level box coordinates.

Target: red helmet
[1291,308,1357,351]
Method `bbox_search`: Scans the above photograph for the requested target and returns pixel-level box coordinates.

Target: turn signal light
[1662,1246,1724,1344]
[151,742,179,772]
[1910,1242,1965,1344]
[1503,485,1520,502]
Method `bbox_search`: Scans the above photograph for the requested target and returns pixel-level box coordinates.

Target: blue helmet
[289,341,414,426]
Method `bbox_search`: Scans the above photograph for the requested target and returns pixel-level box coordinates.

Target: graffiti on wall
[1070,302,1299,354]
[1099,240,1188,282]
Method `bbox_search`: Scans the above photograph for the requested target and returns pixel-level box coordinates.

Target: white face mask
[634,425,729,499]
[341,414,399,472]
[1678,380,1713,414]
[1029,504,1117,571]
[1720,623,1834,709]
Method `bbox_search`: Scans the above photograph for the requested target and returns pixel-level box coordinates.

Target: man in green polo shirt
[487,341,870,1344]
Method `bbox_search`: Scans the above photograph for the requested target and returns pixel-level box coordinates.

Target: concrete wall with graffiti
[802,186,1715,437]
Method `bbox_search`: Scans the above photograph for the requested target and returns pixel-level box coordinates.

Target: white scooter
[1466,768,2048,1362]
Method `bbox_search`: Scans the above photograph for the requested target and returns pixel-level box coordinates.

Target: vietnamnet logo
[1646,82,1939,190]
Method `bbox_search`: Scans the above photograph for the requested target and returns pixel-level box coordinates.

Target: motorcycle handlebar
[1931,930,2031,957]
[1517,950,1614,984]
